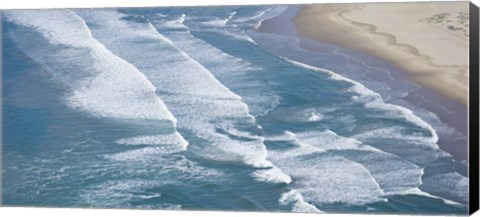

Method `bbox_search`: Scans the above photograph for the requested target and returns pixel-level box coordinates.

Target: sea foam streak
[283,58,439,145]
[104,147,184,161]
[115,132,188,148]
[265,131,386,205]
[279,190,323,213]
[281,58,444,165]
[4,10,178,124]
[179,7,287,44]
[110,133,190,159]
[278,58,468,203]
[5,10,189,168]
[149,15,280,117]
[275,151,386,205]
[421,172,468,204]
[289,130,425,195]
[74,9,287,178]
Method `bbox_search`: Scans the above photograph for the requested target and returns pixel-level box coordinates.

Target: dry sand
[294,1,470,105]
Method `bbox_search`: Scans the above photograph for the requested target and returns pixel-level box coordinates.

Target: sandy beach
[294,2,470,106]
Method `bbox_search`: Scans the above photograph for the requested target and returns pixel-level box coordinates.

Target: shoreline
[256,5,468,161]
[293,2,469,106]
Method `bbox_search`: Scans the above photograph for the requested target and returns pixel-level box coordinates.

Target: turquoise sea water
[1,6,469,214]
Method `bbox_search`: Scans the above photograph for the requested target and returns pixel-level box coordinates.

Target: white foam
[158,26,257,72]
[252,167,292,184]
[294,130,378,152]
[155,13,167,18]
[364,101,439,145]
[217,123,264,140]
[272,130,433,199]
[142,18,296,184]
[4,10,97,47]
[233,9,268,23]
[353,126,436,147]
[272,154,386,205]
[392,187,462,206]
[269,130,375,153]
[421,172,468,204]
[80,179,181,209]
[5,10,178,124]
[279,190,323,213]
[306,111,323,122]
[233,6,287,24]
[151,22,279,117]
[104,146,185,162]
[162,14,188,30]
[282,58,439,147]
[75,10,282,170]
[200,19,229,27]
[267,131,385,204]
[162,204,182,210]
[199,11,236,27]
[84,12,240,101]
[80,179,160,207]
[266,131,326,158]
[163,12,258,43]
[249,6,289,31]
[115,132,189,150]
[343,151,424,195]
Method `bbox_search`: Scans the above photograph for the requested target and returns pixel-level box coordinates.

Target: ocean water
[1,6,469,214]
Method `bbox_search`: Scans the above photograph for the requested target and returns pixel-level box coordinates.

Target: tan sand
[294,2,469,105]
